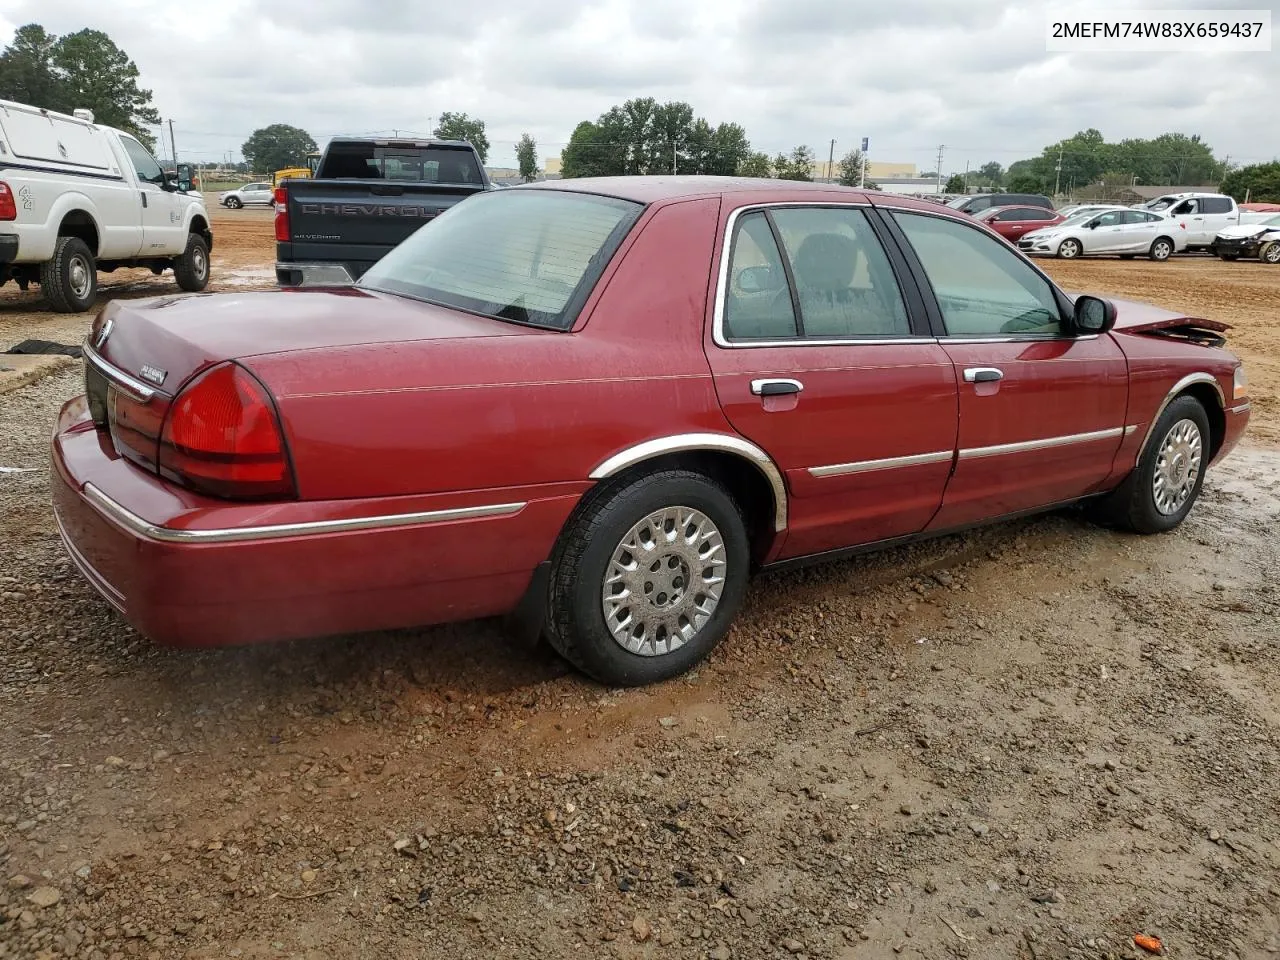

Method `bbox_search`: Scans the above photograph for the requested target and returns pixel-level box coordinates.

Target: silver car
[218,182,274,209]
[1018,209,1188,261]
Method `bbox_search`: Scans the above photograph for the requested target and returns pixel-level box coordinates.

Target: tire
[1057,238,1082,259]
[225,196,242,209]
[173,233,210,292]
[1093,395,1211,534]
[1262,241,1280,265]
[545,470,750,686]
[39,236,97,313]
[1149,237,1174,261]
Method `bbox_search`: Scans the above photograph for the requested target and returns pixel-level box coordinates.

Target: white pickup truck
[0,99,212,312]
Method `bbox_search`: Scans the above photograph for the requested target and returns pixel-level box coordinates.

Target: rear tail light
[158,362,295,500]
[0,181,16,221]
[273,186,289,242]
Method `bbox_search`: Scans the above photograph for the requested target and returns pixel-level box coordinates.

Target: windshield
[358,190,643,330]
[1262,214,1280,226]
[1145,197,1176,211]
[945,196,973,209]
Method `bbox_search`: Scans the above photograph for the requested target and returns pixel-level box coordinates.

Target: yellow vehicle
[272,154,323,187]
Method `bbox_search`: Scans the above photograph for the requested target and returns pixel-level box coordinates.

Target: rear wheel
[1149,237,1174,261]
[173,233,210,292]
[546,470,750,686]
[1092,395,1210,534]
[1057,238,1082,259]
[39,236,97,313]
[1262,241,1280,264]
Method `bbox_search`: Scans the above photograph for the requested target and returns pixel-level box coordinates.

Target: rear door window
[1201,197,1233,214]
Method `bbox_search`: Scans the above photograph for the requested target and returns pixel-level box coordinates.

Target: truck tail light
[0,182,16,221]
[273,186,289,242]
[158,362,295,500]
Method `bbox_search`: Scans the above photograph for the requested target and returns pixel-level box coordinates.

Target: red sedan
[974,204,1065,242]
[52,178,1250,686]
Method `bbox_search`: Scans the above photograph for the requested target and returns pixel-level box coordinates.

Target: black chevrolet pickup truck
[274,137,491,287]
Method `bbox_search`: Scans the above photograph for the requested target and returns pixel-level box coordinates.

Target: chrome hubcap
[1154,242,1171,259]
[601,506,726,657]
[69,256,91,299]
[1153,418,1202,515]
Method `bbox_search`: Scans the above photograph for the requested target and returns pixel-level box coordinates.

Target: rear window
[318,143,485,184]
[358,190,643,330]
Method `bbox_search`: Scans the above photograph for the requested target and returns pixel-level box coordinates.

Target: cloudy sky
[1,0,1276,172]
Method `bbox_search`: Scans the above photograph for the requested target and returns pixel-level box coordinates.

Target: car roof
[515,175,889,206]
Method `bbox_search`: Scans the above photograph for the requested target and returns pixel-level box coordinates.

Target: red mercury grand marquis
[51,178,1251,686]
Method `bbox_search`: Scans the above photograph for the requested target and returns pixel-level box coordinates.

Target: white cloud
[1,0,1276,172]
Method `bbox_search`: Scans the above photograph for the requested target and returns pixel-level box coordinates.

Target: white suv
[218,182,275,208]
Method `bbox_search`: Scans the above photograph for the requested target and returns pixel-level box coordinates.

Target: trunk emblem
[92,317,114,350]
[139,365,167,386]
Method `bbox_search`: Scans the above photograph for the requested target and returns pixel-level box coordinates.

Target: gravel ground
[2,229,1279,960]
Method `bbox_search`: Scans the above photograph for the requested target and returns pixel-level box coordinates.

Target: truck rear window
[357,190,643,330]
[317,143,484,184]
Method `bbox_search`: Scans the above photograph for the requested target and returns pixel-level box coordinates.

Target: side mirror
[1075,295,1116,335]
[737,265,781,294]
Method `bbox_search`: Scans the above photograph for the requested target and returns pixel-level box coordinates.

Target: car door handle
[140,192,148,208]
[751,378,803,396]
[963,367,1004,383]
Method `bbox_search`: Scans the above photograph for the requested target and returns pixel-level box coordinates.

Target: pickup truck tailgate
[278,179,486,283]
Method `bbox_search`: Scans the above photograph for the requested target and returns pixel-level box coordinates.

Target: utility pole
[936,145,945,195]
[1221,154,1230,185]
[860,137,869,188]
[672,141,677,175]
[963,159,970,193]
[827,139,836,182]
[168,119,177,167]
[1053,143,1064,197]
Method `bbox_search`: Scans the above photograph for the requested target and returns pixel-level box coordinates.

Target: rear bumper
[275,261,358,288]
[51,397,581,648]
[0,233,18,262]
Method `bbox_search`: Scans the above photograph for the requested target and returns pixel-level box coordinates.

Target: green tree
[739,151,772,178]
[836,149,864,187]
[560,99,759,178]
[241,124,318,176]
[1221,162,1280,203]
[561,120,618,178]
[977,161,1004,188]
[0,24,60,107]
[434,112,490,164]
[774,145,815,181]
[515,133,538,182]
[944,174,966,193]
[0,24,161,150]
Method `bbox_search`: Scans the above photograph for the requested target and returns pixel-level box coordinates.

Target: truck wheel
[173,233,210,292]
[39,236,97,313]
[545,470,750,687]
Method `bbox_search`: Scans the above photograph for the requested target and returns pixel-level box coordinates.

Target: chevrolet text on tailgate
[274,136,490,287]
[53,178,1250,687]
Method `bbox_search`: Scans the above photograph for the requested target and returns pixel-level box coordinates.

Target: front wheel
[546,470,750,686]
[1149,237,1174,261]
[1057,238,1082,259]
[39,236,97,313]
[224,197,242,209]
[173,233,210,292]
[1261,241,1280,264]
[1092,395,1210,534]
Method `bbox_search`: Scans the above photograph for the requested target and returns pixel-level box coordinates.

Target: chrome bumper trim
[82,341,156,403]
[275,262,356,287]
[82,483,526,545]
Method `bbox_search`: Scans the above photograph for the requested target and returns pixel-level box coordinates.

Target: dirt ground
[2,209,1279,960]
